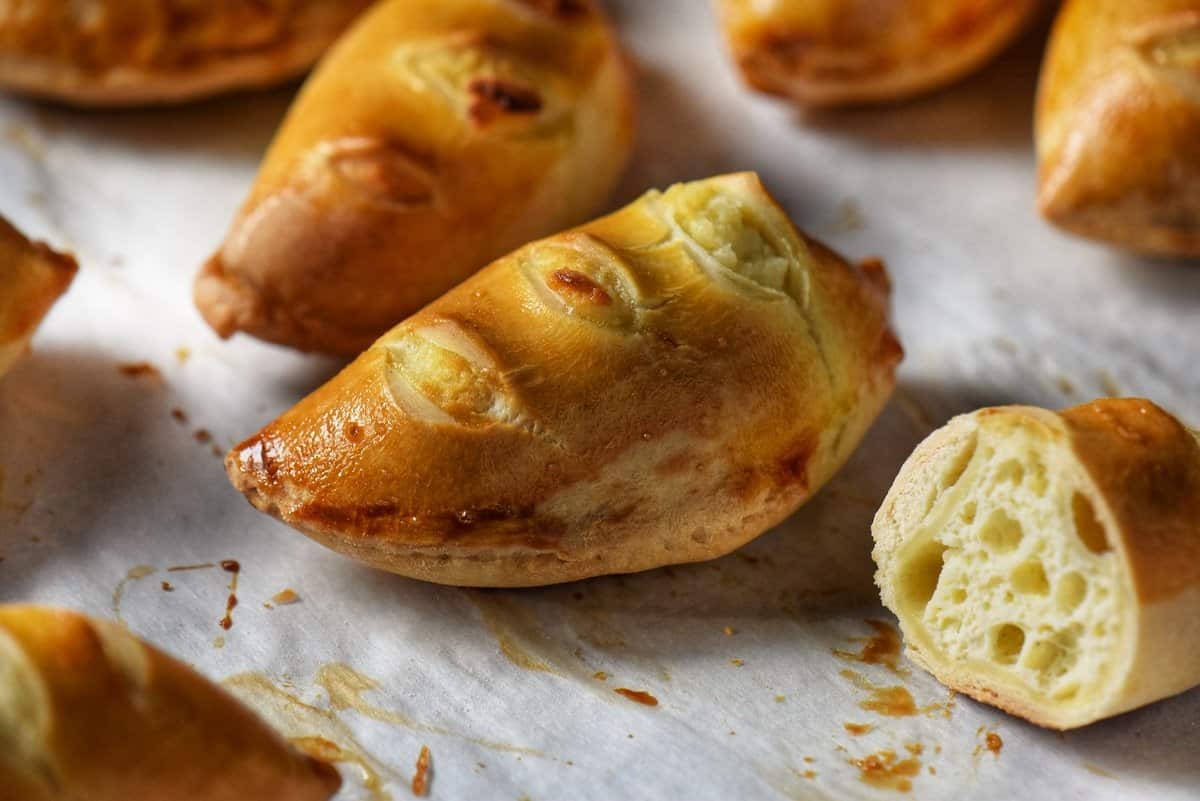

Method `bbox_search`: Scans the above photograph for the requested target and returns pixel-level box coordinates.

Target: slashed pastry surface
[718,0,1038,107]
[226,173,901,587]
[195,0,635,355]
[0,1,374,106]
[0,605,342,801]
[1037,0,1200,257]
[873,399,1200,729]
[0,216,75,379]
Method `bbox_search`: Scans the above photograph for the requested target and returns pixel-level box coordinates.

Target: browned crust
[194,253,374,355]
[0,216,77,346]
[0,1,373,107]
[506,0,593,20]
[1036,0,1200,257]
[0,606,341,800]
[1060,398,1200,604]
[231,455,817,587]
[194,0,634,355]
[718,0,1039,107]
[466,76,544,126]
[224,173,900,586]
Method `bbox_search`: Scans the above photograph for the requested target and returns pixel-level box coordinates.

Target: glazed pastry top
[0,0,334,72]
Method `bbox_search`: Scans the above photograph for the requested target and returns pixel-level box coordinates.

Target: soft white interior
[893,419,1127,709]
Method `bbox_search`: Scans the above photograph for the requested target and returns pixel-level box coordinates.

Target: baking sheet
[2,2,1199,799]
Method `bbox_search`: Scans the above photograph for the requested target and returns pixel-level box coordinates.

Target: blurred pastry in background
[195,0,634,356]
[224,173,901,587]
[717,0,1038,107]
[873,398,1200,729]
[0,605,342,801]
[1037,0,1200,258]
[0,0,374,106]
[0,215,75,379]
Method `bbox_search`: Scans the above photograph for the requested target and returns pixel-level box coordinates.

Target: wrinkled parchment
[2,2,1198,799]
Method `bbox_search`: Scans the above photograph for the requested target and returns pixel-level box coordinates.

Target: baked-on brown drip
[194,0,634,355]
[225,173,900,587]
[1037,0,1200,257]
[0,606,341,801]
[717,0,1038,107]
[0,1,374,106]
[0,215,76,379]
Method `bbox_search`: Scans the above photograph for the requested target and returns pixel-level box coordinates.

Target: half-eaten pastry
[195,0,634,355]
[873,398,1200,729]
[226,173,901,587]
[0,1,374,106]
[0,605,341,801]
[1036,0,1200,258]
[717,0,1039,107]
[0,216,76,379]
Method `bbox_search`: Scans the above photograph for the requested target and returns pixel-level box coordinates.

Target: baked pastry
[872,398,1200,729]
[0,605,341,801]
[0,1,374,106]
[1036,0,1200,257]
[0,216,76,379]
[225,173,901,587]
[195,0,634,355]
[717,0,1039,107]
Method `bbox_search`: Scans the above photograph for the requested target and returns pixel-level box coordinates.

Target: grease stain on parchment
[840,669,953,719]
[468,593,556,674]
[1098,370,1122,397]
[851,749,922,793]
[315,662,547,760]
[834,619,908,677]
[830,198,866,234]
[224,672,396,801]
[466,592,597,680]
[225,665,563,797]
[1083,763,1117,779]
[763,764,839,801]
[294,737,390,801]
[111,565,155,620]
[465,591,674,697]
[3,122,46,160]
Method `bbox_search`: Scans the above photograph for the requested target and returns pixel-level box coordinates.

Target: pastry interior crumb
[893,416,1126,710]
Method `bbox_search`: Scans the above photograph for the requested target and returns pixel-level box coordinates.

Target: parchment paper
[2,2,1198,799]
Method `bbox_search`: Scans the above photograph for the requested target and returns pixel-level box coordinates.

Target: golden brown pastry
[1036,0,1200,257]
[225,173,901,587]
[717,0,1039,107]
[0,605,341,801]
[873,398,1200,729]
[0,1,374,106]
[0,216,76,379]
[194,0,634,356]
